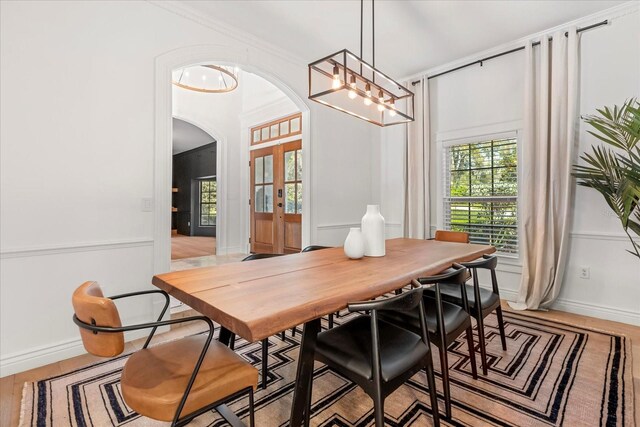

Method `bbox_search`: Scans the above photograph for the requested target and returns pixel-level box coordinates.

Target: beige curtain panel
[404,77,430,239]
[511,28,579,311]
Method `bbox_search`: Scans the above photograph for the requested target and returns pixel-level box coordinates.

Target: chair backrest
[72,281,125,357]
[434,230,469,243]
[416,263,469,286]
[301,245,331,253]
[241,253,284,262]
[347,286,425,314]
[462,254,498,270]
[348,287,430,349]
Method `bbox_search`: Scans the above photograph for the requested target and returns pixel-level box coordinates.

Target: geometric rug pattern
[20,311,634,426]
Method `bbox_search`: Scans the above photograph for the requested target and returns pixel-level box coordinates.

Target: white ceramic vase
[343,228,365,259]
[361,204,385,257]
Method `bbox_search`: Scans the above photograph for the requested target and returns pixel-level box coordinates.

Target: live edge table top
[152,238,496,342]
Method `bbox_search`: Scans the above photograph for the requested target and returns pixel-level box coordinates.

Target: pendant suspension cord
[360,0,363,58]
[359,0,363,75]
[372,0,375,68]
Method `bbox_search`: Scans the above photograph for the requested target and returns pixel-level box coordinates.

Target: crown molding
[146,0,306,67]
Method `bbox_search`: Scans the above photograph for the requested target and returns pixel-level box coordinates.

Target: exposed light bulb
[332,65,341,89]
[377,103,386,112]
[363,82,372,105]
[184,71,190,77]
[389,99,397,116]
[202,75,206,81]
[348,74,357,98]
[378,90,384,103]
[349,74,357,89]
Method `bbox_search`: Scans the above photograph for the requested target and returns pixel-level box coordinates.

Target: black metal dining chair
[312,287,440,427]
[428,254,506,375]
[379,265,478,419]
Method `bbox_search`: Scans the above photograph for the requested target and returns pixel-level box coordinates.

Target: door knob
[278,202,283,207]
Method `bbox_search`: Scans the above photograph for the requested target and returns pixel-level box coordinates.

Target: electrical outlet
[579,266,590,279]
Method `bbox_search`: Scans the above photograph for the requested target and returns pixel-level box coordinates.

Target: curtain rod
[411,19,608,85]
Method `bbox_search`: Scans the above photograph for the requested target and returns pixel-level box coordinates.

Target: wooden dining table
[152,237,495,426]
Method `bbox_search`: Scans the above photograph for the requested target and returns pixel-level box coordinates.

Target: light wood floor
[1,302,638,427]
[171,233,216,260]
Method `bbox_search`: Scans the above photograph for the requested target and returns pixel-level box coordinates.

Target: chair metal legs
[248,387,255,427]
[465,327,478,380]
[436,344,451,419]
[261,338,269,389]
[425,355,441,427]
[328,313,334,329]
[373,391,385,427]
[496,306,508,351]
[474,312,489,376]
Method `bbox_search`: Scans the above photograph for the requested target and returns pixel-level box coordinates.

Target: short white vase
[343,228,365,259]
[361,204,385,257]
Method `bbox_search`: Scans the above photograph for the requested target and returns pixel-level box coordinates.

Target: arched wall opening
[154,45,311,275]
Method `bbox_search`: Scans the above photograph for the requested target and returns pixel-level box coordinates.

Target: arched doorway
[154,46,311,275]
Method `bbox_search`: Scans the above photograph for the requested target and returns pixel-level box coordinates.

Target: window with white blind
[443,137,518,255]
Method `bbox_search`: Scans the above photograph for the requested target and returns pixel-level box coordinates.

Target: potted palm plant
[572,98,640,259]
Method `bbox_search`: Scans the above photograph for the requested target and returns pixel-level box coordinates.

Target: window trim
[435,121,522,262]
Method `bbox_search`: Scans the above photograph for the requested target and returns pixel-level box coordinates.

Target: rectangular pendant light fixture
[308,49,414,127]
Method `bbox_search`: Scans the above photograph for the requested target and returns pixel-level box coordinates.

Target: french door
[250,140,302,254]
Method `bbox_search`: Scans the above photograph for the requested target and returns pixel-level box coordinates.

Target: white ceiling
[172,118,215,154]
[182,0,625,77]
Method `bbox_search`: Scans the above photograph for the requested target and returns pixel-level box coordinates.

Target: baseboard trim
[1,238,154,259]
[496,288,639,326]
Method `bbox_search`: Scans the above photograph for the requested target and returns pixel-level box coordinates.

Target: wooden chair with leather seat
[431,254,507,375]
[379,265,478,419]
[312,287,440,427]
[72,281,257,427]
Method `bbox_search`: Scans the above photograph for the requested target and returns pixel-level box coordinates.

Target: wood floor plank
[0,374,15,427]
[171,235,216,260]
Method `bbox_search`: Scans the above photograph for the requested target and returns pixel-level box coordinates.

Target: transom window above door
[251,113,302,145]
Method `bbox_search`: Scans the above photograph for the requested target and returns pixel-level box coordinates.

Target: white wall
[0,0,378,376]
[381,4,640,325]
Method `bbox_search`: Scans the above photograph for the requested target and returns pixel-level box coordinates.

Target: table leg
[218,326,233,346]
[290,318,321,427]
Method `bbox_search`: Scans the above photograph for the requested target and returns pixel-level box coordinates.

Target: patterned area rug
[20,311,634,426]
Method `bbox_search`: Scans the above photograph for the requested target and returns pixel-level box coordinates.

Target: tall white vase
[343,228,365,259]
[361,205,385,257]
